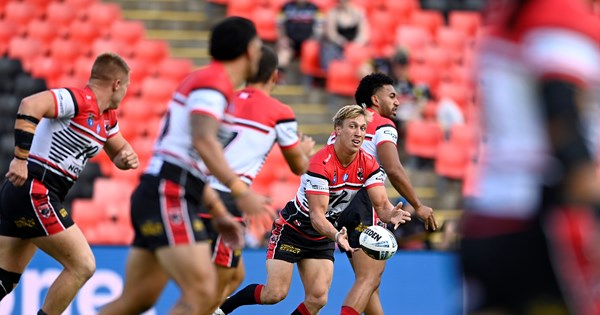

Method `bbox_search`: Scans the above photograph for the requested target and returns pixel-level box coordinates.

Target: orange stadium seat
[410,10,444,36]
[140,76,177,108]
[385,0,417,22]
[326,60,360,97]
[437,82,470,111]
[423,45,453,71]
[408,63,439,91]
[30,56,62,83]
[436,27,467,64]
[51,38,81,69]
[133,40,169,65]
[395,25,432,59]
[46,1,77,36]
[300,39,325,78]
[85,2,122,33]
[156,58,193,82]
[252,6,278,42]
[434,141,469,179]
[449,11,482,38]
[344,42,371,67]
[110,20,145,46]
[4,1,37,29]
[0,20,18,56]
[92,38,129,59]
[226,0,254,18]
[405,119,443,159]
[68,19,100,47]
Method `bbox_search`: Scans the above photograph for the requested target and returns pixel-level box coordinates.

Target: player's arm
[103,133,139,170]
[307,193,353,251]
[540,79,600,203]
[203,185,244,249]
[367,185,411,229]
[281,132,314,175]
[6,91,57,186]
[377,141,437,230]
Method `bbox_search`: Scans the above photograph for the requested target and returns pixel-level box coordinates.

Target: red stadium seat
[91,38,129,59]
[343,42,371,67]
[68,19,100,48]
[123,58,148,92]
[46,2,77,36]
[4,2,37,29]
[395,25,432,58]
[0,20,18,56]
[71,199,104,235]
[133,40,169,65]
[73,56,95,81]
[120,96,155,122]
[300,39,325,78]
[410,10,444,36]
[437,82,470,110]
[252,6,278,42]
[326,60,360,97]
[408,63,439,91]
[434,141,469,179]
[85,2,122,34]
[449,11,482,38]
[26,19,56,54]
[311,0,335,11]
[423,45,453,71]
[226,0,254,19]
[368,9,396,56]
[51,38,81,70]
[8,37,42,71]
[436,27,467,64]
[64,0,97,15]
[30,56,62,82]
[385,0,417,22]
[140,76,177,110]
[405,119,443,159]
[110,20,145,46]
[156,58,193,82]
[449,124,476,150]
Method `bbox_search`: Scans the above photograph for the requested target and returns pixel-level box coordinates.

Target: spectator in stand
[389,49,432,123]
[276,0,323,81]
[319,0,369,70]
[436,97,464,140]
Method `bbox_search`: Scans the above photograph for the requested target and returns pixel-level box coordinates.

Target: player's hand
[415,204,437,231]
[212,213,245,250]
[335,227,356,252]
[389,202,411,229]
[234,190,270,216]
[298,132,316,157]
[118,150,139,170]
[6,158,28,187]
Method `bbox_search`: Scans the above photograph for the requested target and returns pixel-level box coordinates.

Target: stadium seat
[120,96,155,122]
[64,0,97,17]
[326,60,360,97]
[92,220,134,245]
[343,42,371,67]
[30,56,62,83]
[46,1,77,36]
[423,45,453,71]
[449,124,476,150]
[226,0,254,19]
[85,2,122,33]
[311,0,335,11]
[408,63,439,92]
[68,19,100,48]
[395,25,432,59]
[385,0,417,22]
[409,10,444,37]
[299,39,325,78]
[4,1,37,29]
[252,6,278,42]
[434,141,469,179]
[421,101,438,121]
[131,137,155,166]
[93,178,135,204]
[156,58,193,82]
[0,21,18,56]
[449,11,482,38]
[73,56,95,80]
[110,20,145,46]
[140,76,177,109]
[91,38,128,59]
[8,37,42,71]
[436,27,467,64]
[368,9,397,56]
[133,40,169,65]
[26,19,56,54]
[405,119,443,159]
[437,82,470,111]
[71,199,104,234]
[50,38,81,71]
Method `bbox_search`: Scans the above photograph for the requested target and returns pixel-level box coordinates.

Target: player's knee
[305,290,328,310]
[262,286,288,304]
[72,256,96,283]
[0,267,21,301]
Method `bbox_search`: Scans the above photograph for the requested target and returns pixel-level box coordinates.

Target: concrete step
[115,0,200,11]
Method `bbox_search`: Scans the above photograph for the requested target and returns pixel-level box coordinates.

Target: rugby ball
[359,225,398,260]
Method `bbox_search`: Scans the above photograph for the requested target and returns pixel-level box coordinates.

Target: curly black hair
[354,72,395,108]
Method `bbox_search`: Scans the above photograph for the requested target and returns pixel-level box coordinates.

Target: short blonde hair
[332,104,372,128]
[90,52,130,82]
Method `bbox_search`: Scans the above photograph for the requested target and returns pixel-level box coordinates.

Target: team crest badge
[96,124,101,134]
[357,168,364,181]
[343,174,349,182]
[87,113,95,127]
[332,169,337,184]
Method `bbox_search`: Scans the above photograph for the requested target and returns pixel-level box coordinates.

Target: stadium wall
[0,247,461,315]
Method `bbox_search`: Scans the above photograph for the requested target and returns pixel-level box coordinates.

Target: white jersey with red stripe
[327,108,398,162]
[146,61,236,180]
[28,86,119,197]
[473,0,600,219]
[290,144,386,222]
[207,87,299,192]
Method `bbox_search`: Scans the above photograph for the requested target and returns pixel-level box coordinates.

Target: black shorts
[460,208,600,314]
[201,190,243,268]
[131,163,209,251]
[335,188,384,255]
[0,178,74,238]
[266,203,335,263]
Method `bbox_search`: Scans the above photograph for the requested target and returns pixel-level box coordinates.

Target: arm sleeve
[50,88,78,119]
[275,106,300,149]
[187,89,228,120]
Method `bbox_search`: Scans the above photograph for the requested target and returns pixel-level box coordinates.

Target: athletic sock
[340,306,359,315]
[37,310,48,315]
[290,302,311,315]
[220,284,264,314]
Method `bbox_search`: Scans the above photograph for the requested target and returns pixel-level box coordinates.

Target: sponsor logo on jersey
[15,217,36,228]
[343,174,348,182]
[96,124,101,134]
[59,208,68,218]
[323,153,331,165]
[280,244,301,254]
[192,219,205,232]
[140,221,164,236]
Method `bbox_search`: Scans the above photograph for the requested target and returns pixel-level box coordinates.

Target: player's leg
[98,247,169,315]
[226,257,245,298]
[297,258,334,314]
[32,224,95,314]
[158,242,217,315]
[343,250,385,315]
[0,236,36,301]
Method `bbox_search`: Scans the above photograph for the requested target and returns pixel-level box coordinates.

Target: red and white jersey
[28,86,119,196]
[290,144,386,220]
[147,61,235,180]
[327,108,398,162]
[473,0,600,218]
[207,87,299,192]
